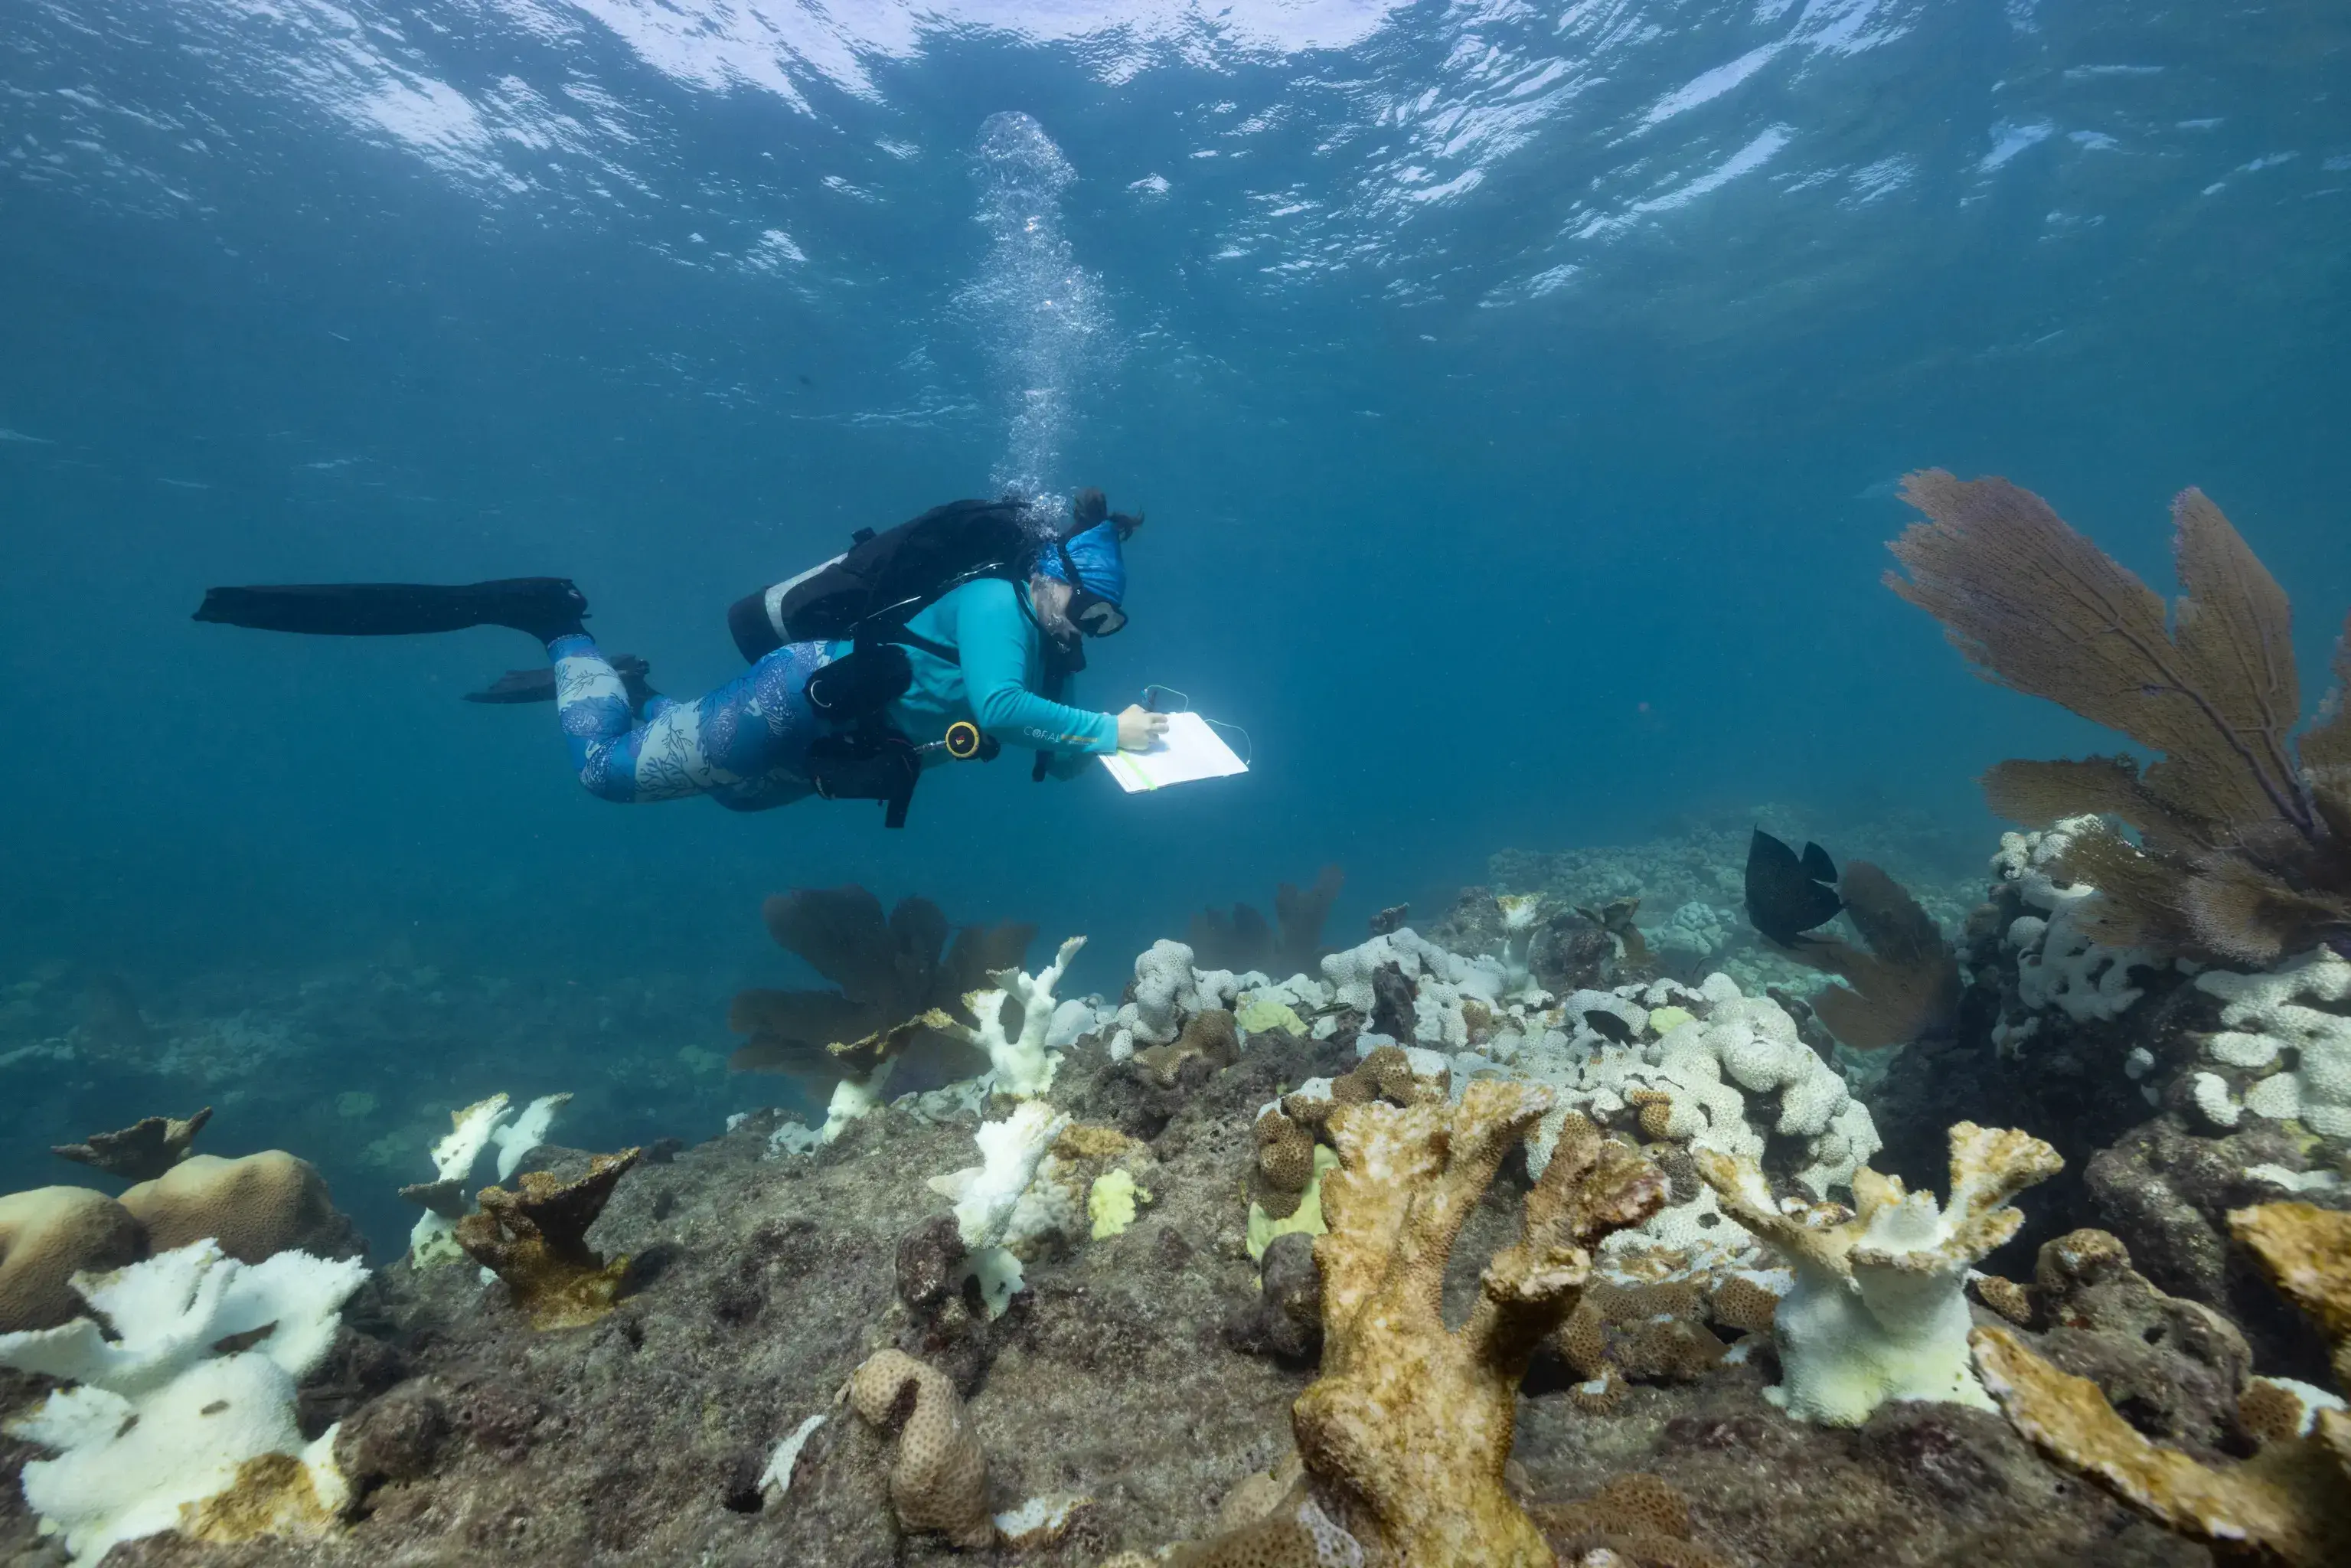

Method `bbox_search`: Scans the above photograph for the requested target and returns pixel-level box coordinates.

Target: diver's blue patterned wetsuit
[550,634,831,811]
[543,576,1122,811]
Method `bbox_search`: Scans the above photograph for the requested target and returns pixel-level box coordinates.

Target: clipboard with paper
[1099,691,1250,793]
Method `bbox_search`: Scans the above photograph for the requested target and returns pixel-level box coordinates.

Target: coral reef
[0,1240,367,1563]
[1886,469,2351,965]
[49,1106,212,1181]
[1699,1122,2062,1425]
[11,902,2294,1568]
[454,1148,642,1330]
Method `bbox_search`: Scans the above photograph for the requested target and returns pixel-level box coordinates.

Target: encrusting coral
[1530,1472,1729,1568]
[49,1106,212,1181]
[454,1148,642,1330]
[1697,1120,2062,1426]
[1886,469,2351,965]
[0,1240,369,1564]
[1288,1084,1669,1567]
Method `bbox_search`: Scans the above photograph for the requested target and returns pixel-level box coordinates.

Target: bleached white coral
[1700,1122,2062,1426]
[490,1092,570,1181]
[946,936,1086,1098]
[927,1100,1071,1317]
[409,1092,511,1266]
[2195,949,2351,1139]
[1319,929,1506,1048]
[404,1087,575,1257]
[1995,818,2157,1025]
[1653,901,1732,965]
[1654,976,1879,1195]
[0,1240,367,1563]
[1116,939,1201,1050]
[1495,893,1548,1001]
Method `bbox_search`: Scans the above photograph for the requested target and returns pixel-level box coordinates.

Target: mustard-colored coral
[455,1148,641,1331]
[847,1348,994,1550]
[1971,1200,2351,1566]
[1290,1083,1668,1567]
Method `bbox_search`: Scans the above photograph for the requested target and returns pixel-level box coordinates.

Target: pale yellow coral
[121,1152,344,1266]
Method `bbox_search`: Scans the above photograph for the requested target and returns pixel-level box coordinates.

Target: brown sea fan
[1886,471,2351,964]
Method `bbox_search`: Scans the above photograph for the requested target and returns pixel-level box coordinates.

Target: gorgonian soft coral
[1886,470,2351,964]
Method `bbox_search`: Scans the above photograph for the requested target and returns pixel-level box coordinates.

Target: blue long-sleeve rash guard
[834,577,1118,773]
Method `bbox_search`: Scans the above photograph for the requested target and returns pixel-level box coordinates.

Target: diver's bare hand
[1117,705,1170,751]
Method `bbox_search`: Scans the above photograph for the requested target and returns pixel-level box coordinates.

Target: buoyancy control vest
[728,498,1076,827]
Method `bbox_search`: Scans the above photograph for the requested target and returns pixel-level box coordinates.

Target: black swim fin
[465,654,655,713]
[193,578,588,642]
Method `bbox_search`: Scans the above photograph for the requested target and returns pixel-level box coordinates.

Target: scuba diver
[193,489,1169,827]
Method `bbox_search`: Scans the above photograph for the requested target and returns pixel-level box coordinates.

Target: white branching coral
[0,1240,368,1563]
[926,1100,1071,1317]
[1698,1122,2062,1426]
[2195,949,2351,1139]
[408,1093,511,1266]
[943,936,1086,1098]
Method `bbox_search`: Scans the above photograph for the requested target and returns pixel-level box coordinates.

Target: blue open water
[3,0,2347,1223]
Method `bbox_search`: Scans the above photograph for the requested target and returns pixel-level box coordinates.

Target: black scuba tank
[727,498,1033,662]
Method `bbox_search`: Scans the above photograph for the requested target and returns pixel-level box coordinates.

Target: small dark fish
[1745,828,1843,946]
[1582,1009,1636,1046]
[1368,903,1410,936]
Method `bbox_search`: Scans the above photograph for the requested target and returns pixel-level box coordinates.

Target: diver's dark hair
[1073,488,1109,529]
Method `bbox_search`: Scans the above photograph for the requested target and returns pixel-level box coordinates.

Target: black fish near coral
[1744,828,1842,945]
[1582,1009,1637,1046]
